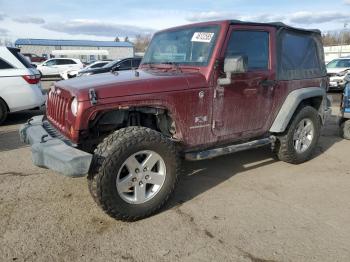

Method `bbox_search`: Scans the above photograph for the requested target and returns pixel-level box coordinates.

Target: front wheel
[88,127,180,221]
[275,106,321,164]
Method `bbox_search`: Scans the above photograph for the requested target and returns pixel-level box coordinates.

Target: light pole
[339,23,348,58]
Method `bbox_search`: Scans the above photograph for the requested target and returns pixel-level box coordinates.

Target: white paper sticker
[191,32,214,43]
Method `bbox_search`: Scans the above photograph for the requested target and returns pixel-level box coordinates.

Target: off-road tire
[340,120,350,140]
[0,99,8,125]
[88,127,180,221]
[275,106,321,164]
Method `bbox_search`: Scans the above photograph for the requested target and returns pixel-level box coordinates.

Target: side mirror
[112,65,120,71]
[218,55,248,86]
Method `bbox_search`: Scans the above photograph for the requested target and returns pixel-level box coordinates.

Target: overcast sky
[0,0,350,41]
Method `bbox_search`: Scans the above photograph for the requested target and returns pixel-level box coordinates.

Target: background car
[77,57,142,77]
[22,53,46,64]
[0,47,45,124]
[60,60,112,80]
[326,57,350,90]
[36,58,84,77]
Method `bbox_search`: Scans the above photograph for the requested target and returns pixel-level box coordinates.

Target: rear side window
[225,30,269,70]
[9,48,34,69]
[57,59,77,65]
[278,30,325,80]
[0,58,14,69]
[281,33,319,71]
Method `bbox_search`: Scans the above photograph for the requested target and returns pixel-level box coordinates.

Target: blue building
[15,38,134,62]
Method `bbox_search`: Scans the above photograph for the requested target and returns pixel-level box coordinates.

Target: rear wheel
[88,127,180,221]
[275,106,321,164]
[340,120,350,140]
[0,99,8,125]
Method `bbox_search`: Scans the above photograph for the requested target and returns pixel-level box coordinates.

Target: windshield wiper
[161,62,182,72]
[141,62,157,69]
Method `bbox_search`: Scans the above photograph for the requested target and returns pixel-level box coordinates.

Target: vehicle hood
[55,69,208,101]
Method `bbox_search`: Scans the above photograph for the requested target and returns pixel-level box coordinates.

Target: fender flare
[269,87,326,133]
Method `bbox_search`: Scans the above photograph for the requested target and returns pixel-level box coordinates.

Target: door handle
[260,79,276,88]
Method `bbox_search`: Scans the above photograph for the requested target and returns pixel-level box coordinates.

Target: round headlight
[71,97,78,116]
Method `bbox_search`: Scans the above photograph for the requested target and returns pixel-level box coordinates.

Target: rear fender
[269,87,327,133]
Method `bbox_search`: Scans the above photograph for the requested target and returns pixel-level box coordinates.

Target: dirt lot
[0,81,349,262]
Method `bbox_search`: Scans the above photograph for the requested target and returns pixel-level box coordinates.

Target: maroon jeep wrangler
[20,20,331,221]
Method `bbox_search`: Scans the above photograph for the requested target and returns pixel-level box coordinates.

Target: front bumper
[329,77,347,90]
[19,116,92,177]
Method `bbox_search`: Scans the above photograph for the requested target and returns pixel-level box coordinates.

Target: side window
[281,33,319,71]
[337,60,350,68]
[91,62,107,68]
[44,59,57,66]
[225,30,269,70]
[0,59,14,69]
[57,59,76,65]
[119,59,132,69]
[132,59,141,68]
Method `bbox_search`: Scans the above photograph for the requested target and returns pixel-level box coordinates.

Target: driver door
[212,26,276,140]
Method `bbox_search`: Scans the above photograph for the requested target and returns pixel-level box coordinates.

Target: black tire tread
[276,106,321,164]
[88,126,180,221]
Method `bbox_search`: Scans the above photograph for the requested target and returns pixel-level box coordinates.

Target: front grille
[43,120,76,146]
[46,90,70,131]
[327,73,337,77]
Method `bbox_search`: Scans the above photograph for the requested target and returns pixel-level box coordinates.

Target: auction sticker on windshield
[191,32,215,43]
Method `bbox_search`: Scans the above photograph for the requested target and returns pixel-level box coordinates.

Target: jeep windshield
[141,25,220,67]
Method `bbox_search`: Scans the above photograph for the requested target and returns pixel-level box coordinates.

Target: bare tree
[133,34,152,52]
[322,31,350,46]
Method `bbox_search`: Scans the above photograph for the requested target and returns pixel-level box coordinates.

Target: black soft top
[230,20,326,80]
[229,20,321,34]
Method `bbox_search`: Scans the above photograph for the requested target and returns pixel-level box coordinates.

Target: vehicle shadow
[4,109,45,126]
[166,146,277,209]
[0,109,45,152]
[165,113,342,211]
[0,129,27,152]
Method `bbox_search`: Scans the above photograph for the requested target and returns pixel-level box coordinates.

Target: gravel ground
[0,81,349,262]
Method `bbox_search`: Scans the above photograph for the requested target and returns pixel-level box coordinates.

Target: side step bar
[185,136,276,161]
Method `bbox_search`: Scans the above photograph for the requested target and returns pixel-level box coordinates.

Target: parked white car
[0,47,45,124]
[326,57,350,90]
[60,60,110,80]
[36,58,84,77]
